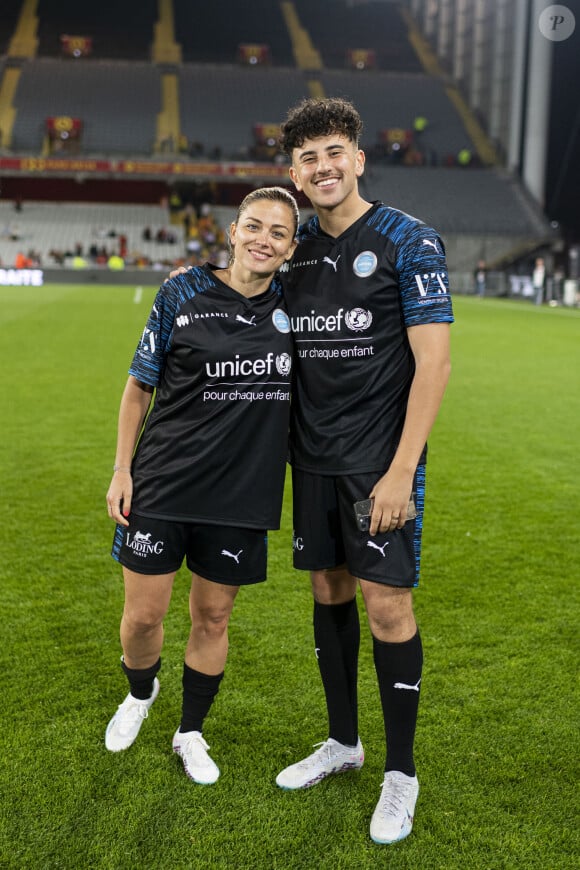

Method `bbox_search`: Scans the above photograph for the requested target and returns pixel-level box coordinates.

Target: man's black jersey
[128,265,293,529]
[283,202,454,474]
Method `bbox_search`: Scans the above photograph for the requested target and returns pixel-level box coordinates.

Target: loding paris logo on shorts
[125,530,165,557]
[345,308,373,331]
[275,352,292,376]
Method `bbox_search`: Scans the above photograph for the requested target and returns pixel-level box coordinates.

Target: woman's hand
[106,470,133,526]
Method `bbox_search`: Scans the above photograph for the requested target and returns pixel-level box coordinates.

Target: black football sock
[313,598,360,746]
[180,663,224,734]
[373,630,423,777]
[121,656,161,701]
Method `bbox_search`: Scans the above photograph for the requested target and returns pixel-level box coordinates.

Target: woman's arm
[106,375,154,526]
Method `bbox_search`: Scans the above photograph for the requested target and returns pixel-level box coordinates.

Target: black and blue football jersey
[128,264,293,528]
[284,202,454,474]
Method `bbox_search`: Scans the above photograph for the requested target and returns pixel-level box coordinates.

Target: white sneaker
[370,771,419,844]
[172,730,220,785]
[105,678,160,752]
[276,738,364,790]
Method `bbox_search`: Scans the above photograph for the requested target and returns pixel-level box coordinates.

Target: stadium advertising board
[0,157,287,180]
[0,269,43,286]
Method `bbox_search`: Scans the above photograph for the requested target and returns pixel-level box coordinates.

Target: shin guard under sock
[373,630,423,777]
[314,598,360,746]
[180,663,224,734]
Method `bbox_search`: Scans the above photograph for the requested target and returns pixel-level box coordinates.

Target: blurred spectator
[413,115,428,135]
[169,190,182,213]
[188,140,204,157]
[457,148,472,167]
[15,251,32,269]
[474,260,487,297]
[108,254,125,271]
[532,257,546,305]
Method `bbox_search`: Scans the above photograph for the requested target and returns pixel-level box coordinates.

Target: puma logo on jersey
[221,548,243,564]
[323,254,341,272]
[394,679,422,692]
[422,239,439,253]
[366,540,390,557]
[236,314,257,326]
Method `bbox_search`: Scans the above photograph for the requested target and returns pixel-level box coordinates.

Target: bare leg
[120,568,176,669]
[358,581,416,643]
[185,573,239,674]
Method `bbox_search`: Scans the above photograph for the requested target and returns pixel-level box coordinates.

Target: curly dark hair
[279,98,363,155]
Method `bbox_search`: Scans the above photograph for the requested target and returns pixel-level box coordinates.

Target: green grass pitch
[1,285,578,868]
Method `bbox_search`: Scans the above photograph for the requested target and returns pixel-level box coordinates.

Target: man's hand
[368,467,414,535]
[166,265,190,282]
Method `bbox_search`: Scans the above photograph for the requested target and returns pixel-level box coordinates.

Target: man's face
[289,134,365,211]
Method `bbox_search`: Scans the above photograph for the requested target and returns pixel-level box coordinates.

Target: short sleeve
[396,225,454,326]
[128,283,178,385]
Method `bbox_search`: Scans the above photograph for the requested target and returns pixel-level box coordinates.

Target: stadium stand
[0,0,23,56]
[0,200,234,269]
[178,65,308,159]
[36,0,157,60]
[292,0,422,72]
[174,0,295,66]
[320,70,468,159]
[0,0,564,290]
[10,58,160,155]
[362,167,547,237]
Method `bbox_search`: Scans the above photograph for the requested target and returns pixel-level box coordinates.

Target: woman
[105,187,298,784]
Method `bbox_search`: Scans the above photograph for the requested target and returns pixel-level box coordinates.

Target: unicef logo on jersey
[345,308,373,332]
[272,308,291,333]
[352,250,377,278]
[276,353,292,376]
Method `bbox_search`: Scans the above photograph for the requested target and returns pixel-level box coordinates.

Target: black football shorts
[291,466,426,588]
[112,513,268,585]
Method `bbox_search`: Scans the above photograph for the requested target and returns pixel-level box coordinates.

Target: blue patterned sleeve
[128,282,178,386]
[396,223,454,326]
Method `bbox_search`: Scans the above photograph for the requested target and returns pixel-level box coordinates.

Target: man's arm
[369,322,451,535]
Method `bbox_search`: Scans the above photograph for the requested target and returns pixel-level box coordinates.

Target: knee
[368,609,409,638]
[122,605,165,636]
[192,604,231,641]
[311,566,357,605]
[366,591,416,641]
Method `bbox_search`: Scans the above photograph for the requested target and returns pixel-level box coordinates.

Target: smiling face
[289,134,365,212]
[229,199,297,276]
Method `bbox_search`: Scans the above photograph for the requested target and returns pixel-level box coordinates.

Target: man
[532,257,546,305]
[275,98,453,845]
[474,259,487,297]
